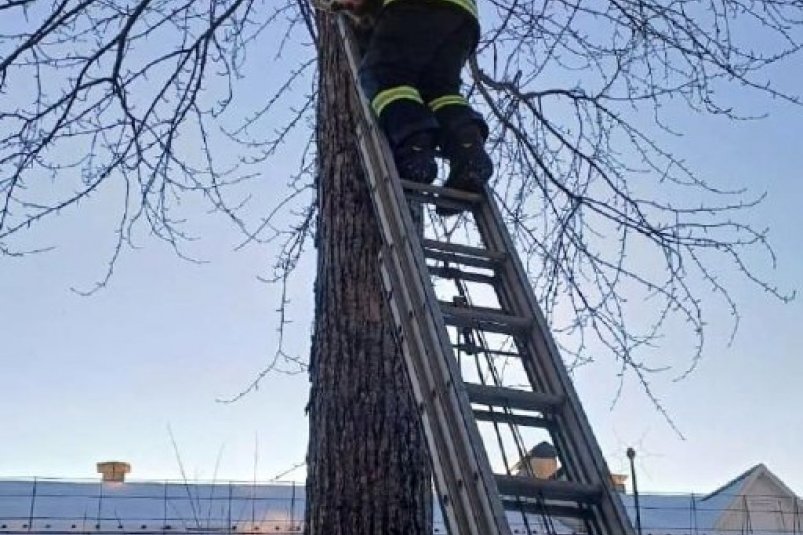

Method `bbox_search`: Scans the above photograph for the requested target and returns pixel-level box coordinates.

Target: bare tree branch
[0,0,799,404]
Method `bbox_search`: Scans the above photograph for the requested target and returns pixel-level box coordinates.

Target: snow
[1,465,798,535]
[0,480,304,533]
[0,479,573,534]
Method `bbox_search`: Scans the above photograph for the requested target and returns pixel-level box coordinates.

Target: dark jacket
[383,0,476,19]
[349,0,477,30]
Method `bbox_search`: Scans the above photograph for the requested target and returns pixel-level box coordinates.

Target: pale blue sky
[1,6,802,496]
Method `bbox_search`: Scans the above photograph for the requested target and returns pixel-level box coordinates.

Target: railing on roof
[0,478,304,535]
[0,479,801,534]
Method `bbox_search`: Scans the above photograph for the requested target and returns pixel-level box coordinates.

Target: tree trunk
[304,15,432,535]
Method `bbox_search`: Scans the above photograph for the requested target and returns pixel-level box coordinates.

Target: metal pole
[227,483,232,535]
[627,448,642,535]
[26,477,37,532]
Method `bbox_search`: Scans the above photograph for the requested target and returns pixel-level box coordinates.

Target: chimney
[610,473,628,492]
[515,442,558,479]
[97,461,131,483]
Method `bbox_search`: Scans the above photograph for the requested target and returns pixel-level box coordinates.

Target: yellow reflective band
[371,86,423,116]
[428,94,469,111]
[383,0,477,19]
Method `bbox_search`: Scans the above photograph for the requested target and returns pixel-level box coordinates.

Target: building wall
[717,477,803,534]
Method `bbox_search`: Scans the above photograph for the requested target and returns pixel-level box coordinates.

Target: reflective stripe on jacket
[383,0,478,19]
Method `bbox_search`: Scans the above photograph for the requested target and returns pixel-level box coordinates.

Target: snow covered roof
[0,479,304,534]
[1,465,798,535]
[0,479,570,535]
[619,464,801,535]
[619,489,725,533]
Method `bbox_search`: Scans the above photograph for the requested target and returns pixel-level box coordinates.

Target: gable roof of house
[702,463,763,502]
[618,464,800,534]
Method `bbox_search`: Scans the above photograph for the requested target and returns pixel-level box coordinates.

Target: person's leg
[434,102,493,193]
[359,4,441,182]
[417,11,492,200]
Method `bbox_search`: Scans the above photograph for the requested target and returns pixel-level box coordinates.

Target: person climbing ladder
[319,0,494,212]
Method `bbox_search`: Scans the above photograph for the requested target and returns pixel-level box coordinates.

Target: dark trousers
[358,2,487,148]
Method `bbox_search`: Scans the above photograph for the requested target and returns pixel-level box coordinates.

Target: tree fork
[304,15,432,535]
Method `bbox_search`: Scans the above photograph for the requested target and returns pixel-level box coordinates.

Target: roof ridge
[701,463,763,501]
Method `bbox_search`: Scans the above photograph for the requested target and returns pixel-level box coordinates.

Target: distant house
[0,461,800,534]
[620,463,803,535]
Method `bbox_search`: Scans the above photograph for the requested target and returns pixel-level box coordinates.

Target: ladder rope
[448,252,556,535]
[429,203,581,535]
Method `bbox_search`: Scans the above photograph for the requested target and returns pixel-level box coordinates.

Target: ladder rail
[469,198,591,485]
[379,251,489,534]
[472,190,636,534]
[338,18,512,535]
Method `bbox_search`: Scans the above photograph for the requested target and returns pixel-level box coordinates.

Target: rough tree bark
[304,16,432,535]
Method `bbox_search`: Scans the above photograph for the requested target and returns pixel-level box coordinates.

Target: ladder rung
[407,192,475,214]
[428,265,497,286]
[425,250,500,271]
[400,180,483,205]
[440,303,532,335]
[422,240,505,270]
[422,239,505,262]
[473,409,553,429]
[501,499,595,520]
[453,343,521,358]
[495,475,601,503]
[464,383,564,413]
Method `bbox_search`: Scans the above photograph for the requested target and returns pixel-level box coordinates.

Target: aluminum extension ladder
[338,18,635,535]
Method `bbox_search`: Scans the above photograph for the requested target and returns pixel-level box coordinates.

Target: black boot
[439,123,493,215]
[443,123,493,192]
[393,131,438,184]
